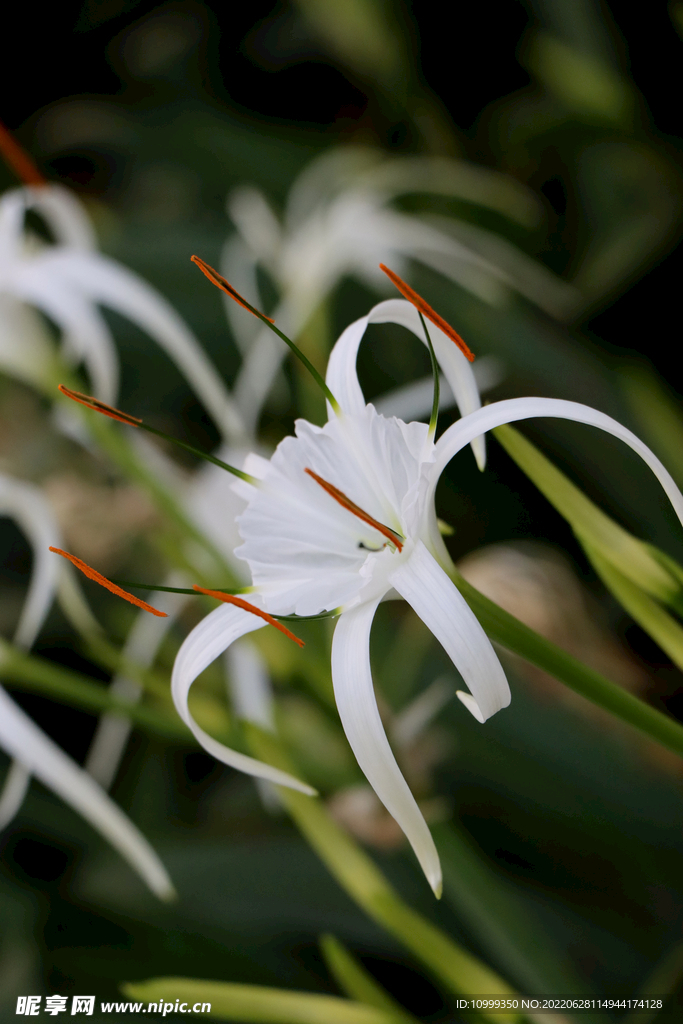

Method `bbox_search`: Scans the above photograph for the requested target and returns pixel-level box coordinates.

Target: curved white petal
[11,263,119,403]
[331,599,442,896]
[324,315,368,416]
[85,582,188,789]
[38,251,245,441]
[22,185,97,251]
[430,398,683,533]
[0,296,56,390]
[0,475,62,651]
[0,760,31,830]
[389,541,510,722]
[225,639,275,730]
[325,298,486,469]
[0,685,174,899]
[171,603,315,794]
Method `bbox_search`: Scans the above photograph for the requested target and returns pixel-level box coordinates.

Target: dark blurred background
[3,0,682,380]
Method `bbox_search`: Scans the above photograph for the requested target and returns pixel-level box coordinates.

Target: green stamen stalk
[191,256,341,415]
[58,385,258,484]
[418,312,440,439]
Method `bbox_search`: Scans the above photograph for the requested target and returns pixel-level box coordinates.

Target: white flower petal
[86,582,188,789]
[22,185,97,250]
[0,475,62,651]
[171,603,315,794]
[431,397,683,532]
[39,251,245,441]
[324,298,486,469]
[0,685,174,899]
[225,639,275,730]
[0,761,30,831]
[11,262,119,403]
[324,315,369,416]
[0,296,56,390]
[236,406,431,615]
[389,541,510,722]
[331,599,442,896]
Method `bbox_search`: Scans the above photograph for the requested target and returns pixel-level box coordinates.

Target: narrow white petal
[368,299,486,469]
[331,601,442,895]
[431,397,683,531]
[391,676,454,748]
[0,685,174,899]
[23,184,97,250]
[0,760,31,830]
[389,541,510,722]
[324,315,370,416]
[225,639,275,730]
[0,475,62,650]
[224,639,280,813]
[40,251,245,441]
[324,298,485,467]
[172,603,315,794]
[12,264,119,403]
[0,296,56,390]
[86,582,187,788]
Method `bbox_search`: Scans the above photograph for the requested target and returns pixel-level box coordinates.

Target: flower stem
[450,568,683,760]
[245,724,523,1023]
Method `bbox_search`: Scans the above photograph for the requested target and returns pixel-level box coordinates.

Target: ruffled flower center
[235,405,434,616]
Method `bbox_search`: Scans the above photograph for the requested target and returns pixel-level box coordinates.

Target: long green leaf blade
[122,978,406,1024]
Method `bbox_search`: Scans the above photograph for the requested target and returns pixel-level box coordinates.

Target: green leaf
[432,823,600,1019]
[450,569,683,761]
[122,978,407,1024]
[0,639,186,740]
[524,31,634,126]
[493,423,683,616]
[245,725,523,1023]
[578,532,683,673]
[319,934,419,1024]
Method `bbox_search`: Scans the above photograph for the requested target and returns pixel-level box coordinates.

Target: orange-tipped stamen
[58,384,257,483]
[0,122,46,186]
[58,385,143,426]
[193,587,305,647]
[304,468,404,552]
[50,548,167,617]
[191,255,275,323]
[379,263,475,362]
[192,255,340,412]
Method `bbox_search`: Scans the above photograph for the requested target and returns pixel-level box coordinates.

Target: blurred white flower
[0,182,243,440]
[222,147,577,431]
[0,473,173,899]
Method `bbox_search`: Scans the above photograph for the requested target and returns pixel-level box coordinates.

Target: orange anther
[191,255,275,323]
[193,587,305,647]
[304,468,404,552]
[379,263,475,362]
[50,548,167,617]
[58,385,142,427]
[0,122,46,186]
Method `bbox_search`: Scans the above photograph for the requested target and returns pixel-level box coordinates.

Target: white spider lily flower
[0,184,243,440]
[171,301,683,897]
[223,149,576,430]
[0,473,174,899]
